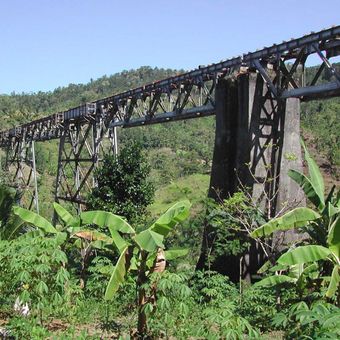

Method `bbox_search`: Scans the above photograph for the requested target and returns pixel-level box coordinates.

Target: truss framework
[247,71,286,218]
[5,138,39,213]
[0,26,339,210]
[55,116,117,212]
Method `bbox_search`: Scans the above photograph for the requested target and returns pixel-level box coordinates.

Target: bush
[0,232,79,323]
[191,270,238,304]
[272,301,340,338]
[239,285,278,331]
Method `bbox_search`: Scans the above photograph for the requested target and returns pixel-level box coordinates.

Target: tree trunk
[79,244,92,289]
[137,251,148,336]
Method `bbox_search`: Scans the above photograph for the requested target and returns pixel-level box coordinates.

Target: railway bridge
[0,26,339,223]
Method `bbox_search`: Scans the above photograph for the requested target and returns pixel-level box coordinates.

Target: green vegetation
[0,158,339,337]
[302,99,340,171]
[200,191,264,277]
[301,64,340,175]
[0,66,339,338]
[149,173,209,216]
[0,185,23,240]
[88,142,155,224]
[103,200,191,335]
[245,144,339,338]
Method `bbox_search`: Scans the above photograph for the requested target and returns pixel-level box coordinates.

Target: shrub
[0,232,76,324]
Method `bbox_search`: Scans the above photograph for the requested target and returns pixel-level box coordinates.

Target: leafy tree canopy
[87,142,155,224]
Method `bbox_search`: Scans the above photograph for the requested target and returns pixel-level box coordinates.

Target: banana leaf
[251,207,320,238]
[14,206,57,234]
[278,245,331,265]
[105,246,131,300]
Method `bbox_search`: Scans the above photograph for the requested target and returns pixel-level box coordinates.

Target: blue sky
[0,0,338,94]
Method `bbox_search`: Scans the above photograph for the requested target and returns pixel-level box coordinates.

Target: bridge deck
[0,25,339,146]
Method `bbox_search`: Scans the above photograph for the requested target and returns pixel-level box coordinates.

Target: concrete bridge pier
[197,71,305,281]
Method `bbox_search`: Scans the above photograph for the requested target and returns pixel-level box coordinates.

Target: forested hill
[0,66,181,129]
[0,65,339,172]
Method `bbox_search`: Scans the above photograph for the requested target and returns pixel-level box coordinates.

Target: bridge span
[0,25,339,216]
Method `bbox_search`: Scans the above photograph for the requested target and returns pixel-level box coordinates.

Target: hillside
[0,67,181,128]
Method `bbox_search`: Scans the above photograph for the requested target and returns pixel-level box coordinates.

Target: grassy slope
[148,173,210,217]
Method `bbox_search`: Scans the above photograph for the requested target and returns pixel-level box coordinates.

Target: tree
[87,142,155,224]
[96,200,191,336]
[196,193,264,282]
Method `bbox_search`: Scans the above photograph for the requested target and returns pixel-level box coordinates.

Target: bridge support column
[208,78,239,199]
[54,115,118,214]
[196,78,240,272]
[197,72,304,281]
[5,137,39,213]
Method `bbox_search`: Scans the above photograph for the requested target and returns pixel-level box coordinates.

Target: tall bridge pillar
[196,78,240,273]
[198,71,305,281]
[208,78,239,199]
[4,137,39,213]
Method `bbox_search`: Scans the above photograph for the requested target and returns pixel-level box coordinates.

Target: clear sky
[0,0,338,94]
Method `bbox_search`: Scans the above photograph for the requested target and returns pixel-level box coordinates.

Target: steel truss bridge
[0,26,339,214]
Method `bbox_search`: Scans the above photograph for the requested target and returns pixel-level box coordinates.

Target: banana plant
[85,200,191,336]
[13,203,114,288]
[14,202,116,242]
[251,140,340,299]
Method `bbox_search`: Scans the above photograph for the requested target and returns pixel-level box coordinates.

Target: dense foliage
[201,192,264,272]
[0,184,23,240]
[301,63,340,172]
[0,65,339,338]
[302,99,340,170]
[87,142,155,224]
[0,156,338,338]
